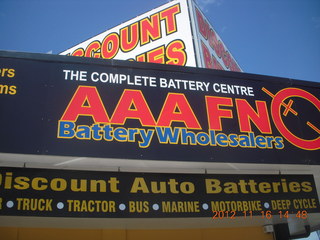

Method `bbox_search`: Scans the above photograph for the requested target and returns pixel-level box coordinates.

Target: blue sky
[0,0,319,83]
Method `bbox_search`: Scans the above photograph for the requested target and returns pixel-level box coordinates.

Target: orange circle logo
[271,88,320,150]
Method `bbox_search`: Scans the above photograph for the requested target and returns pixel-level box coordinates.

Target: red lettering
[147,46,165,64]
[212,55,224,70]
[201,41,224,70]
[206,96,233,130]
[101,33,119,59]
[222,51,232,69]
[236,100,272,134]
[208,28,218,53]
[72,48,84,57]
[201,41,214,69]
[229,59,241,72]
[136,54,146,62]
[166,40,186,66]
[140,14,161,45]
[111,90,156,126]
[120,23,139,52]
[61,86,109,123]
[160,4,180,35]
[158,93,201,129]
[85,41,101,58]
[135,41,186,66]
[196,8,208,39]
[216,41,224,59]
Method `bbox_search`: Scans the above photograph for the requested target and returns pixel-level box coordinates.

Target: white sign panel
[60,0,197,67]
[187,0,242,71]
[60,0,241,72]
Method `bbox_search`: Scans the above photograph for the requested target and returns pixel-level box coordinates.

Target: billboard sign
[59,0,241,71]
[188,0,241,71]
[0,51,319,164]
[0,167,319,218]
[59,0,197,67]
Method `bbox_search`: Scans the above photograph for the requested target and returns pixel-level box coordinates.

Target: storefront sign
[0,51,319,164]
[0,167,319,218]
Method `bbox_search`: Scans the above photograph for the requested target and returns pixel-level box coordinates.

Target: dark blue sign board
[0,51,319,164]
